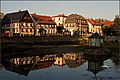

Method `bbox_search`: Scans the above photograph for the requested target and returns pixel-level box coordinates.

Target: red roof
[100,20,113,27]
[52,14,67,18]
[87,18,101,26]
[31,13,56,25]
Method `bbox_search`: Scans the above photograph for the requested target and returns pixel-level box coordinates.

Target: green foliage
[102,26,113,36]
[111,15,120,35]
[57,26,64,34]
[112,15,120,30]
[113,15,120,25]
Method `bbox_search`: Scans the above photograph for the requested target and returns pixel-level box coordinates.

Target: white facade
[87,20,103,35]
[54,57,66,66]
[35,24,56,36]
[19,22,34,36]
[3,22,34,36]
[64,23,77,35]
[52,14,67,27]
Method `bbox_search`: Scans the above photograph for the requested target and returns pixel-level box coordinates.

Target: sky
[1,1,119,21]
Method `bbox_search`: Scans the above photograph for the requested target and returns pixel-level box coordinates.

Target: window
[51,30,52,33]
[28,23,30,27]
[23,23,26,27]
[72,24,74,27]
[59,23,60,26]
[72,56,74,58]
[24,17,30,19]
[70,24,71,27]
[26,23,28,27]
[48,30,50,34]
[13,23,15,26]
[26,29,28,32]
[30,29,32,32]
[31,23,33,27]
[21,23,23,26]
[58,61,60,64]
[59,18,60,21]
[66,24,68,27]
[16,29,18,32]
[17,23,18,26]
[24,17,27,19]
[22,29,24,32]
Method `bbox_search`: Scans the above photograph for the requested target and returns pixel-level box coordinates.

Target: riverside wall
[0,35,84,43]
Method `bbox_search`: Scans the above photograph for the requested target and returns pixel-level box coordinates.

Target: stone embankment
[0,35,88,45]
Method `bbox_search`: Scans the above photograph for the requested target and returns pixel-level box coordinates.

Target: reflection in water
[0,64,4,70]
[64,53,86,68]
[84,52,113,76]
[1,52,86,76]
[1,46,119,80]
[87,60,103,75]
[111,52,120,73]
[1,54,56,76]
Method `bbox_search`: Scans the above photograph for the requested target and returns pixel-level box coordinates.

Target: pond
[0,45,120,80]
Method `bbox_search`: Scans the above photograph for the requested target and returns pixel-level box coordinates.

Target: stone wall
[0,35,82,43]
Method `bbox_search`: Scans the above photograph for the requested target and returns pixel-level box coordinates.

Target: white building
[87,18,103,35]
[64,14,88,36]
[31,13,57,36]
[52,14,67,27]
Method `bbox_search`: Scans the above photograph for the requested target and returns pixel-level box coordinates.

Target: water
[0,45,120,80]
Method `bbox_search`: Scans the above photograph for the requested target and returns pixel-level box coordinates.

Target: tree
[113,15,120,25]
[56,26,64,34]
[111,15,120,35]
[102,26,113,36]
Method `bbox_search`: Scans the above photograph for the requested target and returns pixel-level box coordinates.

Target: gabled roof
[88,32,104,39]
[31,13,56,25]
[1,10,29,24]
[69,14,85,19]
[52,14,67,18]
[65,14,88,25]
[87,18,101,26]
